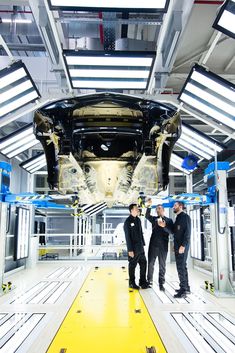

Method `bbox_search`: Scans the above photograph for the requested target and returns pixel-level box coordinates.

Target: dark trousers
[128,252,147,285]
[175,245,190,291]
[147,244,168,284]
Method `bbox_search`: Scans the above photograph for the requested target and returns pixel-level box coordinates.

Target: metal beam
[0,34,14,61]
[199,31,222,65]
[172,37,230,72]
[224,53,235,72]
[147,0,195,93]
[28,0,73,93]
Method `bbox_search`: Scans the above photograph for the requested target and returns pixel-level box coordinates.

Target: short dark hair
[156,204,164,210]
[175,201,185,209]
[129,203,137,212]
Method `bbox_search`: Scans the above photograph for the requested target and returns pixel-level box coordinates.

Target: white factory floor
[0,261,235,353]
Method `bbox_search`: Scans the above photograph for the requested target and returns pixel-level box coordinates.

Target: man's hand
[179,246,185,254]
[145,198,152,207]
[158,219,166,228]
[128,251,134,258]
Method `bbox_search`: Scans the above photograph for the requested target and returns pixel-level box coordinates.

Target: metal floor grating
[169,311,235,353]
[46,266,81,280]
[10,281,70,304]
[152,280,208,304]
[0,313,45,353]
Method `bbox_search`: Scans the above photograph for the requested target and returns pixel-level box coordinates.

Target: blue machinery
[0,161,233,295]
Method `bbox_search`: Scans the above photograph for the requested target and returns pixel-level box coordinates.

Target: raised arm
[145,207,155,224]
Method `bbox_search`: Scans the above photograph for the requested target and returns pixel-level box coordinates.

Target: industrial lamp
[176,123,224,160]
[0,123,39,159]
[63,50,155,90]
[48,0,169,12]
[213,0,235,40]
[170,153,191,174]
[178,64,235,130]
[0,60,40,118]
[20,152,46,173]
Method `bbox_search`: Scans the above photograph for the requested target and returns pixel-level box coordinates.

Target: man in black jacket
[124,204,149,289]
[145,199,173,291]
[159,201,191,298]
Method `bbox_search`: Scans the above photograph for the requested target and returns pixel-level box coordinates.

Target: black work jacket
[124,215,145,254]
[145,208,173,247]
[171,212,191,249]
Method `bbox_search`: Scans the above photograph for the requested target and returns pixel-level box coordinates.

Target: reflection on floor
[0,262,234,353]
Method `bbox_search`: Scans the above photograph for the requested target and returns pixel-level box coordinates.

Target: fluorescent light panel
[0,60,40,118]
[64,51,155,90]
[49,0,169,12]
[29,161,47,173]
[2,134,36,155]
[0,123,40,158]
[213,0,235,40]
[7,140,39,159]
[20,153,46,174]
[178,64,235,130]
[1,18,32,24]
[182,125,223,153]
[0,126,33,149]
[176,139,211,160]
[23,154,45,169]
[170,153,191,174]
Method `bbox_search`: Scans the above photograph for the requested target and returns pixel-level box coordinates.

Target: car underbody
[34,92,181,206]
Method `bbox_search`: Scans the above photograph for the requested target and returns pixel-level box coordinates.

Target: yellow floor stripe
[47,267,167,353]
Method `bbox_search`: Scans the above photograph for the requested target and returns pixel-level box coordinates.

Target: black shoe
[139,281,151,289]
[174,290,186,298]
[175,287,191,293]
[159,284,165,291]
[129,283,140,290]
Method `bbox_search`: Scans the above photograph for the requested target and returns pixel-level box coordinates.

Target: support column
[26,205,38,269]
[0,203,7,287]
[186,173,193,270]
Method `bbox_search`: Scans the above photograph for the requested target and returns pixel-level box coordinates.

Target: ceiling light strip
[0,126,33,149]
[66,56,153,67]
[1,135,36,155]
[7,140,39,158]
[181,125,223,152]
[179,135,215,156]
[69,69,150,79]
[0,61,40,118]
[176,140,211,160]
[22,155,45,169]
[49,0,169,12]
[181,93,235,130]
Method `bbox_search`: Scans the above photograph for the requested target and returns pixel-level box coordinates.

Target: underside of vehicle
[34,92,181,206]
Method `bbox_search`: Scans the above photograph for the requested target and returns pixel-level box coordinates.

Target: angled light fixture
[0,123,39,159]
[170,153,191,174]
[213,0,235,40]
[48,0,169,13]
[0,60,40,118]
[178,64,235,130]
[63,50,155,90]
[20,152,46,173]
[176,123,224,160]
[1,18,32,24]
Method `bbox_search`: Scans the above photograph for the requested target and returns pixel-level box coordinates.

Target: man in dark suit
[124,203,149,289]
[159,201,191,298]
[145,199,173,291]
